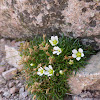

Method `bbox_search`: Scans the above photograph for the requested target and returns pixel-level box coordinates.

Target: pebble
[19,91,28,99]
[19,87,25,93]
[0,94,3,100]
[80,92,87,98]
[10,87,19,94]
[2,68,17,80]
[3,92,11,98]
[17,83,22,87]
[0,75,6,85]
[0,60,6,66]
[0,67,5,74]
[9,82,15,88]
[16,80,20,84]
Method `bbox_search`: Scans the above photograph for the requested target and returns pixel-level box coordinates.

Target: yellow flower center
[40,69,43,74]
[76,52,81,57]
[58,49,61,52]
[49,69,53,75]
[52,40,57,45]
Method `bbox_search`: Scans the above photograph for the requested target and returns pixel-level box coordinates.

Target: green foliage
[20,35,94,100]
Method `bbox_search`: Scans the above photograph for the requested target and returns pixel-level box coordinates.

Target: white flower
[68,60,74,65]
[49,36,58,46]
[30,63,35,66]
[59,70,64,75]
[53,46,62,55]
[37,67,45,76]
[72,48,84,61]
[44,65,54,76]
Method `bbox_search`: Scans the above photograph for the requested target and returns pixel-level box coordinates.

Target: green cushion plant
[19,34,94,100]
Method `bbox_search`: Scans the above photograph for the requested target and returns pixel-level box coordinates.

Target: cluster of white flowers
[49,36,62,55]
[37,65,54,76]
[36,36,85,76]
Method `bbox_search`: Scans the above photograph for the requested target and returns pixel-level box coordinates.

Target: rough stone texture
[0,38,33,100]
[5,45,23,71]
[2,68,17,80]
[10,87,19,94]
[0,67,5,74]
[72,96,100,100]
[0,0,100,46]
[0,94,3,100]
[3,91,11,98]
[68,52,100,95]
[9,82,15,88]
[0,75,6,85]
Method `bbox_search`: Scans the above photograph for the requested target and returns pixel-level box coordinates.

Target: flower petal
[37,72,40,75]
[78,48,83,53]
[57,52,60,55]
[53,51,58,54]
[51,36,55,41]
[81,53,84,57]
[72,54,77,58]
[72,49,77,54]
[76,57,81,61]
[44,71,49,75]
[39,73,43,76]
[49,40,54,46]
[48,65,52,69]
[48,74,52,76]
[44,67,49,71]
[55,36,58,41]
[53,46,59,50]
[38,68,41,71]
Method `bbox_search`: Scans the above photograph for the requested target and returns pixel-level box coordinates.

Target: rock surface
[0,38,33,100]
[2,68,17,80]
[0,75,6,85]
[5,44,23,71]
[68,52,100,95]
[10,87,19,94]
[0,0,100,48]
[0,67,5,74]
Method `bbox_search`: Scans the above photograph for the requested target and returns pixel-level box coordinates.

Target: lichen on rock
[0,0,100,48]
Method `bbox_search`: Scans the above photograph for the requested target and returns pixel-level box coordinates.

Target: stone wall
[0,0,100,48]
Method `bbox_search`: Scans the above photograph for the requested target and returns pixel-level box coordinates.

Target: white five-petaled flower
[53,46,62,55]
[49,36,58,46]
[72,48,84,61]
[44,65,54,76]
[37,67,45,76]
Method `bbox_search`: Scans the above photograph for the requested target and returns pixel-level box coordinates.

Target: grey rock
[10,87,19,94]
[0,67,5,74]
[5,45,23,71]
[0,60,6,66]
[3,92,11,98]
[0,75,6,85]
[0,94,3,100]
[68,52,100,95]
[0,0,100,46]
[19,87,25,93]
[9,82,15,88]
[17,83,22,87]
[78,52,100,76]
[19,91,28,99]
[2,68,17,80]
